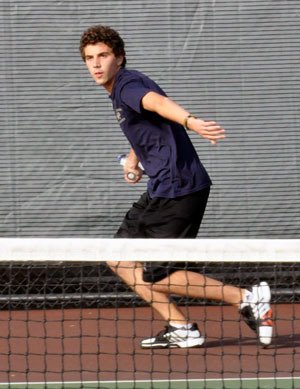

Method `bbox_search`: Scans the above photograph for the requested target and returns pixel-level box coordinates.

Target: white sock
[169,322,192,330]
[239,289,253,310]
[243,289,253,303]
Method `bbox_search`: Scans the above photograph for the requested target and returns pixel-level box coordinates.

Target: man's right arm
[123,148,143,184]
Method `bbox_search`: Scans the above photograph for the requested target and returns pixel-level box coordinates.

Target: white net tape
[0,238,299,262]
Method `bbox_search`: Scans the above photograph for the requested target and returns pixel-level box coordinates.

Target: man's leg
[151,269,244,307]
[107,261,246,320]
[106,260,188,323]
[107,261,272,347]
[107,260,205,348]
[148,270,273,346]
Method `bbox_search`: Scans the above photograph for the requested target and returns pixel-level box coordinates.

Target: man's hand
[123,149,143,184]
[187,117,226,145]
[124,165,143,184]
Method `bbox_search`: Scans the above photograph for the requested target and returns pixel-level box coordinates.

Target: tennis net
[0,238,299,389]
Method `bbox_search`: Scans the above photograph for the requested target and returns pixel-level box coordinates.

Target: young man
[79,25,273,348]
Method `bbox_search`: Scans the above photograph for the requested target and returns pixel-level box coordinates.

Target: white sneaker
[140,323,205,349]
[240,281,273,346]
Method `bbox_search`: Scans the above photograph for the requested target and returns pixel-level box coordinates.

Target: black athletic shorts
[114,186,210,282]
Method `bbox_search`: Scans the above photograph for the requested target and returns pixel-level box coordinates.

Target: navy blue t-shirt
[109,68,211,198]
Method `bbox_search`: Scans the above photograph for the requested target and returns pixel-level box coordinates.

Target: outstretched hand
[188,118,226,145]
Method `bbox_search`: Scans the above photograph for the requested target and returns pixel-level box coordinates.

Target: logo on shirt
[114,108,125,124]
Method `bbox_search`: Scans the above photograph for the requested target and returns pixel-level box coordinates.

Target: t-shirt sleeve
[119,80,152,114]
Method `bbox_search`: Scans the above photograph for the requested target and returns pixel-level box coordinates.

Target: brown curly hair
[79,25,126,67]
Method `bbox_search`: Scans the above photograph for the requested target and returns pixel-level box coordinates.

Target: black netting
[0,261,298,310]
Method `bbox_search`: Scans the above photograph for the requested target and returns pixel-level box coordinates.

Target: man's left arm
[141,91,225,145]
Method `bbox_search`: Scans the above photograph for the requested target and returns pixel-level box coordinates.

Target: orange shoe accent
[261,308,273,326]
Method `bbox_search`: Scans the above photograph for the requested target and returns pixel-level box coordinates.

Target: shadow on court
[205,333,300,349]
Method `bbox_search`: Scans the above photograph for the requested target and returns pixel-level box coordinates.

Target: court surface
[0,304,299,389]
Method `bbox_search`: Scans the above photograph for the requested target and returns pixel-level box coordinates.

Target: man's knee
[106,260,121,273]
[106,260,143,274]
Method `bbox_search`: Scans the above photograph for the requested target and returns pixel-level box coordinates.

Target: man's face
[83,42,123,93]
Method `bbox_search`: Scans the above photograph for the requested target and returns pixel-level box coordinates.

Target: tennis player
[80,25,273,348]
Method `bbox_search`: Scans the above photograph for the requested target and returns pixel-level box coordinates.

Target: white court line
[0,377,299,386]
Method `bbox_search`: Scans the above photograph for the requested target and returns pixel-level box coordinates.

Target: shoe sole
[258,281,271,302]
[241,282,273,346]
[141,337,205,349]
[257,282,273,346]
[259,322,273,347]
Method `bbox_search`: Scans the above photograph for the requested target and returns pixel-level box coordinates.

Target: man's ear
[116,56,124,66]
